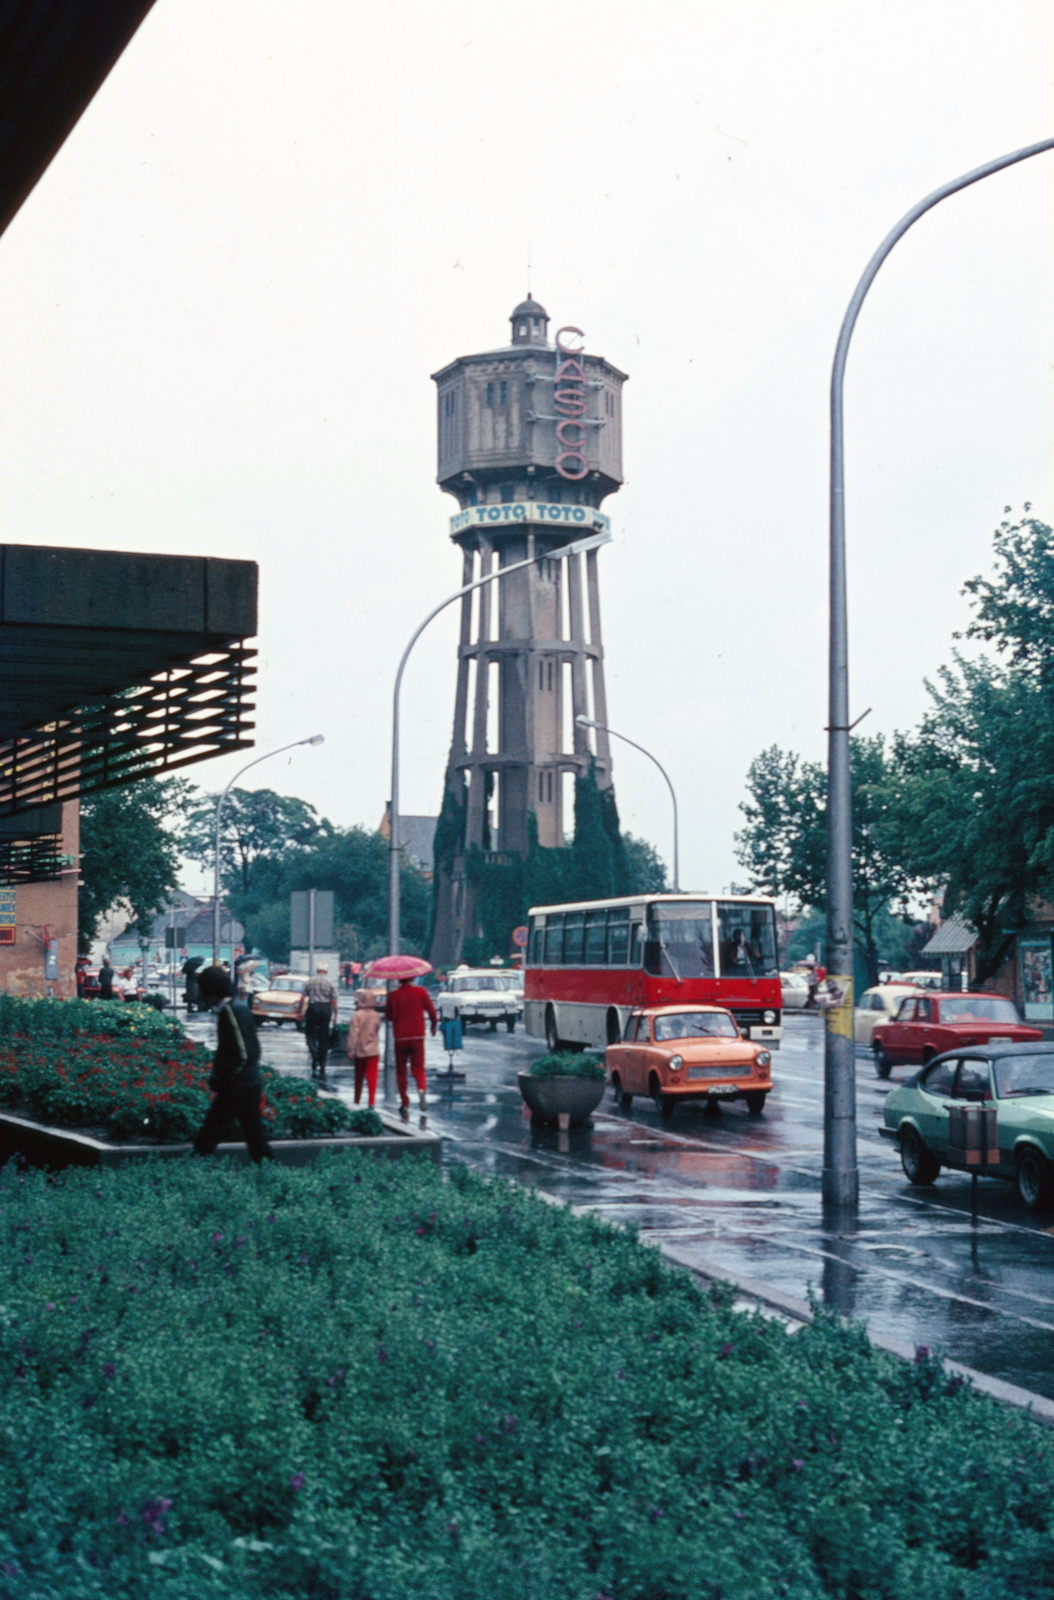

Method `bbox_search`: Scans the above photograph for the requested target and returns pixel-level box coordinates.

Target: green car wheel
[900,1125,940,1186]
[1016,1147,1053,1212]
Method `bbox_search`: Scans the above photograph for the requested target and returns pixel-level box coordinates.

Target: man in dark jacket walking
[192,965,273,1164]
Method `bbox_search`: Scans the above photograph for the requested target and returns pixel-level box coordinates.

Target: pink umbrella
[365,955,433,979]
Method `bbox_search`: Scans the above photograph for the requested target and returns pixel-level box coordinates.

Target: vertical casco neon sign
[554,325,588,481]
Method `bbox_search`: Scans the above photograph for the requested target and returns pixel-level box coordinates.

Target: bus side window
[584,910,607,965]
[529,925,543,966]
[544,914,564,965]
[608,909,630,965]
[630,922,645,966]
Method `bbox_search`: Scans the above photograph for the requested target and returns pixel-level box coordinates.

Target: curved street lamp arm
[824,134,1054,1211]
[212,736,324,964]
[578,716,680,893]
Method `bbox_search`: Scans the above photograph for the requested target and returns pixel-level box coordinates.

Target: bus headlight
[762,1010,777,1025]
[756,1051,771,1072]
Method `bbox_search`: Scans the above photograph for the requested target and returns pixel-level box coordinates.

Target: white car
[438,968,523,1033]
[853,984,921,1044]
[780,971,811,1010]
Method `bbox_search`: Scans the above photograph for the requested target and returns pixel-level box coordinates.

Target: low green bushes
[0,1030,361,1143]
[527,1051,606,1079]
[0,1155,1052,1599]
[0,994,180,1041]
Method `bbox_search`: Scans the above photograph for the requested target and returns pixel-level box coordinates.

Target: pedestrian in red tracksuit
[385,977,437,1114]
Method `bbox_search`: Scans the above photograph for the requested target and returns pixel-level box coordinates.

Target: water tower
[428,297,628,967]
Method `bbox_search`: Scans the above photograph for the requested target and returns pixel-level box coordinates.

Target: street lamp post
[211,735,325,966]
[387,530,612,965]
[574,714,679,892]
[823,135,1054,1210]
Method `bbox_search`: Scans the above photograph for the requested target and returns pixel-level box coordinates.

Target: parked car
[880,1042,1054,1209]
[780,971,811,1010]
[898,970,943,990]
[605,1004,772,1118]
[853,983,921,1045]
[871,992,1042,1078]
[250,974,309,1028]
[436,968,523,1033]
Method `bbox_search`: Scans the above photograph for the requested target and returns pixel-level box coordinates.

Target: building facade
[429,298,628,967]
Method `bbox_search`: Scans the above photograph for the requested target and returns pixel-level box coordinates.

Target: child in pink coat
[345,990,382,1108]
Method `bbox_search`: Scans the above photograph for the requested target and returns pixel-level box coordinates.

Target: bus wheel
[545,1006,561,1053]
[606,1009,621,1045]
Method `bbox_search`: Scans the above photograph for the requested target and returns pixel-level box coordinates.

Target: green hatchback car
[881,1042,1054,1211]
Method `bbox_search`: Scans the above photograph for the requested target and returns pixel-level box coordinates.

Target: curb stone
[532,1186,1054,1427]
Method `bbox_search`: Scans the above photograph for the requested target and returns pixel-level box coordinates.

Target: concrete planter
[0,1108,441,1170]
[517,1072,606,1127]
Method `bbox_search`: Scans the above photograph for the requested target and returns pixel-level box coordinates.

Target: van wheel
[651,1076,674,1119]
[900,1126,940,1186]
[1016,1148,1053,1211]
[745,1092,767,1115]
[545,1006,560,1053]
[488,1019,498,1033]
[611,1072,633,1112]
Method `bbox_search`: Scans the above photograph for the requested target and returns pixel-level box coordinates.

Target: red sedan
[871,991,1042,1078]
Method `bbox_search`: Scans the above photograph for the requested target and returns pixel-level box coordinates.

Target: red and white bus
[524,893,783,1052]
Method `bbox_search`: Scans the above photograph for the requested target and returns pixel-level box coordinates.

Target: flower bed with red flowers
[0,1027,375,1144]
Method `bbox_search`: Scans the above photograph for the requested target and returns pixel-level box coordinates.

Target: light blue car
[880,1042,1054,1210]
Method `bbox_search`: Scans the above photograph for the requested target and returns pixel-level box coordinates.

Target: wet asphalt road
[186,1006,1054,1401]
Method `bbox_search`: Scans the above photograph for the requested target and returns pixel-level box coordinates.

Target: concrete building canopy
[0,545,257,819]
[0,0,160,242]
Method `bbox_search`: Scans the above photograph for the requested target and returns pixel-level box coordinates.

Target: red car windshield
[939,997,1020,1024]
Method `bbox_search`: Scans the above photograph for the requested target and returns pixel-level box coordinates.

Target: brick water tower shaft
[428,297,628,967]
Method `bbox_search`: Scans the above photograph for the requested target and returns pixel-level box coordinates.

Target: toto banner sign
[553,325,589,482]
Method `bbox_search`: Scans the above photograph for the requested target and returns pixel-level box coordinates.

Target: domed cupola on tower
[510,296,549,346]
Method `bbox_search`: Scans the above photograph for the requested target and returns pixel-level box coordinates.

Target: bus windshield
[717,902,778,978]
[644,902,714,979]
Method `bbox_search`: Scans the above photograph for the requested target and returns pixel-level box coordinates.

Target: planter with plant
[517,1051,607,1125]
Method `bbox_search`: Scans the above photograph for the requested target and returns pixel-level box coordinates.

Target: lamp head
[306,735,325,746]
[575,714,596,728]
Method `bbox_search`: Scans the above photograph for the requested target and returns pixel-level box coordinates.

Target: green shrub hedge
[0,1155,1052,1599]
[0,994,181,1041]
[0,1029,360,1143]
[527,1051,606,1080]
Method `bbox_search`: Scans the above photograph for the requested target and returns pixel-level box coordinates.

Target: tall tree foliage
[78,779,190,953]
[735,736,916,985]
[181,788,324,894]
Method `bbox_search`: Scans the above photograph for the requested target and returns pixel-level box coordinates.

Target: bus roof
[526,892,776,917]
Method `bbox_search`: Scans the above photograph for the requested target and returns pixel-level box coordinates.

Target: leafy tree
[961,508,1054,675]
[735,736,916,985]
[623,834,668,895]
[181,788,324,895]
[226,824,429,962]
[78,779,191,952]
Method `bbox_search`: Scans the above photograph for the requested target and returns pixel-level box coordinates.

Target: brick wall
[0,802,79,998]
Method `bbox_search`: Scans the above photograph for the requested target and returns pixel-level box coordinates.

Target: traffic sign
[512,926,528,948]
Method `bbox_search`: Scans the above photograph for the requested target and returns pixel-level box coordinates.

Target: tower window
[486,382,494,407]
[547,770,553,803]
[547,659,553,691]
[500,380,507,406]
[519,322,527,337]
[501,486,514,503]
[538,771,544,802]
[539,660,544,690]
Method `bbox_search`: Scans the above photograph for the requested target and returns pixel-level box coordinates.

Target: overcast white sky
[0,0,1051,895]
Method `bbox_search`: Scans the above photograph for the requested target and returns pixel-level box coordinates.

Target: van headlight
[763,1010,777,1025]
[756,1051,771,1070]
[669,1055,683,1071]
